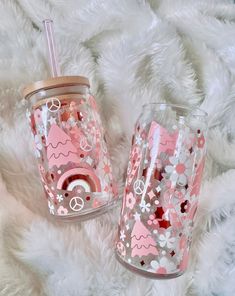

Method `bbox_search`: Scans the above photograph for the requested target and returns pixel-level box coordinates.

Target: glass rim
[142,102,208,118]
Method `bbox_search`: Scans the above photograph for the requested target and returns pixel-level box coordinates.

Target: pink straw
[43,19,61,77]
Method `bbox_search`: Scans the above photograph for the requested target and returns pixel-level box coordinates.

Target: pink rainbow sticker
[57,168,101,192]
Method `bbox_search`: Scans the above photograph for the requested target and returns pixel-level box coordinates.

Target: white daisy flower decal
[165,153,192,186]
[159,232,176,249]
[139,200,151,213]
[149,257,176,274]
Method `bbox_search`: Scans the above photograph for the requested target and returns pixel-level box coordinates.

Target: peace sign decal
[46,98,61,113]
[69,196,84,212]
[133,179,145,195]
[80,136,92,152]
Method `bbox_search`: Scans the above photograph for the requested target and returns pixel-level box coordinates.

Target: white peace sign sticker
[46,98,61,113]
[80,136,92,152]
[69,196,84,212]
[133,179,145,195]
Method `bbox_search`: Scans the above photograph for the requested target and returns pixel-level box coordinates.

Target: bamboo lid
[23,76,90,99]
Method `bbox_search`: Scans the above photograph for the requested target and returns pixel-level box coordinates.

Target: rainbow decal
[57,168,101,192]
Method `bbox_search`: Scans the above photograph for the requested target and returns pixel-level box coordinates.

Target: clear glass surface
[116,103,207,278]
[26,85,118,220]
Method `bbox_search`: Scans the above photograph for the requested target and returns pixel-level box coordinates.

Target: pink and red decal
[117,120,206,276]
[57,167,101,192]
[29,96,115,217]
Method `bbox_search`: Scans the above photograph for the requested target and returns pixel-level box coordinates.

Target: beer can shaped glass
[116,103,207,279]
[24,76,117,220]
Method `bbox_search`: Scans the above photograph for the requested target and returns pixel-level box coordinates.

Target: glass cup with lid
[23,76,117,220]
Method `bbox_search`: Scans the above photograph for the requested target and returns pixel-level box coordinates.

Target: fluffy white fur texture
[0,0,235,295]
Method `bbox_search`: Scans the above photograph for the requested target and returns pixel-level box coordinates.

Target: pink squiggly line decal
[47,139,71,149]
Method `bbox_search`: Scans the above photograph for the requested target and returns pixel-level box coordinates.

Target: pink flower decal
[165,153,192,186]
[125,192,135,210]
[57,205,68,216]
[147,214,158,226]
[149,257,176,274]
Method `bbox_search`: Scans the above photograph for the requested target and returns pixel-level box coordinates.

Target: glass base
[115,251,185,280]
[53,197,120,222]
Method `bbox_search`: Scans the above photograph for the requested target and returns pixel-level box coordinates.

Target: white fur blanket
[1,0,235,295]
